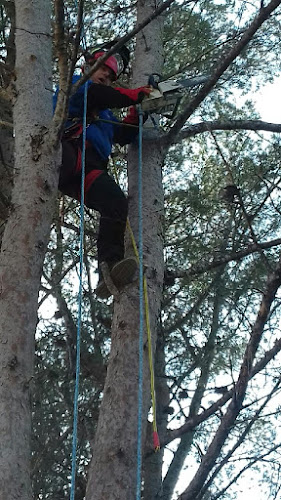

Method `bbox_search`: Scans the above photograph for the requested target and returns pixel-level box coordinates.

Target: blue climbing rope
[136,105,144,500]
[70,81,88,500]
[69,2,88,497]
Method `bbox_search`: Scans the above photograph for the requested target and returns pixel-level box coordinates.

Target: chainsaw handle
[148,73,162,89]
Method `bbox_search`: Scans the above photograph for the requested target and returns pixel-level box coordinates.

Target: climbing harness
[141,72,209,118]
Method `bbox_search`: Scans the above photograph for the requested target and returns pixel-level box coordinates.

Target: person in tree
[55,45,151,299]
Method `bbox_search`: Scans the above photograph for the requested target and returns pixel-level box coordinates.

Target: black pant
[86,174,128,266]
[59,140,128,267]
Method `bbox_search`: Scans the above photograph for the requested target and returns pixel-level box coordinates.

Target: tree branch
[69,0,83,83]
[209,442,281,500]
[178,256,281,500]
[209,130,272,270]
[161,333,281,449]
[162,280,224,499]
[165,0,281,148]
[51,0,70,145]
[175,120,281,142]
[172,238,281,281]
[0,119,13,129]
[72,0,181,92]
[199,376,281,499]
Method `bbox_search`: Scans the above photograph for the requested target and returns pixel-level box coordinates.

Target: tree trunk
[0,97,14,245]
[0,0,15,247]
[0,0,59,498]
[161,275,224,500]
[85,1,165,499]
[143,326,169,500]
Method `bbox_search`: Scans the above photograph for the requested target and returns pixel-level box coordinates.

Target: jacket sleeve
[114,123,139,146]
[87,84,151,111]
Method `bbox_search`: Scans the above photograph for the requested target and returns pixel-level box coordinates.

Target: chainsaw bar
[141,88,183,118]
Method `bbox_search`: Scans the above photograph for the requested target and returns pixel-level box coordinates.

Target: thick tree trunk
[85,2,165,499]
[0,97,14,244]
[0,0,15,247]
[143,328,169,500]
[0,1,59,498]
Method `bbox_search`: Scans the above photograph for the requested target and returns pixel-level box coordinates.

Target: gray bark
[0,0,60,498]
[0,0,15,244]
[85,1,165,499]
[0,97,13,243]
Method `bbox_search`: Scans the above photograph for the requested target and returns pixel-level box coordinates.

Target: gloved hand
[115,85,152,104]
[122,106,139,125]
[123,106,149,126]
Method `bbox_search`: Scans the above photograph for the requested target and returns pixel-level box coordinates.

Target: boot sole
[111,257,138,287]
[96,257,138,299]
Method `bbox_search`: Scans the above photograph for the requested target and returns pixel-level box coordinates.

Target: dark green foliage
[161,126,281,497]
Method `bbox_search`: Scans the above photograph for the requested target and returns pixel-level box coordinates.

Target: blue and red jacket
[54,75,148,196]
[54,75,141,160]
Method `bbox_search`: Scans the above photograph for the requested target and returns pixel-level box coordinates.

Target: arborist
[54,44,151,299]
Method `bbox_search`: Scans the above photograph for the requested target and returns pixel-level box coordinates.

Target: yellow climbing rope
[127,219,160,451]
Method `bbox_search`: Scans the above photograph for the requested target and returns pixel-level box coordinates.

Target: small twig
[210,130,272,269]
[0,119,13,129]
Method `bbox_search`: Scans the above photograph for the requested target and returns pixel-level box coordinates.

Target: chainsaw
[141,73,209,118]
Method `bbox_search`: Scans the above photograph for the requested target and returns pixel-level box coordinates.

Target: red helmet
[88,51,118,80]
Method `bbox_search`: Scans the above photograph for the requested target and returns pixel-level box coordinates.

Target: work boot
[95,257,138,299]
[95,277,112,300]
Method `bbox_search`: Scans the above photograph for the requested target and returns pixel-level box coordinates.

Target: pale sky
[255,76,281,123]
